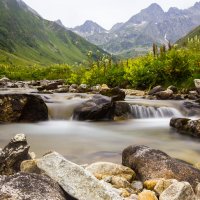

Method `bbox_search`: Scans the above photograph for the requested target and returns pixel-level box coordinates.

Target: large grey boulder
[72,95,115,121]
[37,152,123,200]
[170,118,200,137]
[0,94,48,122]
[0,134,30,175]
[0,172,66,200]
[122,145,200,189]
[159,182,195,200]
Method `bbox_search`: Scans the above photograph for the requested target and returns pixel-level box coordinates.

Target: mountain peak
[146,3,164,13]
[193,1,200,8]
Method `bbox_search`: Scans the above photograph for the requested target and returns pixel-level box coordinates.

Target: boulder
[100,87,126,101]
[0,94,48,122]
[114,102,132,120]
[170,118,200,137]
[122,145,200,189]
[85,162,135,182]
[155,89,173,100]
[0,134,30,175]
[0,172,67,200]
[37,81,63,91]
[37,152,123,200]
[181,101,200,116]
[148,86,164,95]
[77,84,90,93]
[72,95,115,121]
[159,182,195,200]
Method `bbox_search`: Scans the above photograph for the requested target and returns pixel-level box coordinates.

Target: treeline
[0,36,200,90]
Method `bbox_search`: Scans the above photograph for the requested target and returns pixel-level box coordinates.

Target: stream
[0,91,200,164]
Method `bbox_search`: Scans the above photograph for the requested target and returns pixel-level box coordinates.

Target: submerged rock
[0,134,30,175]
[0,172,66,200]
[0,94,48,122]
[159,182,195,200]
[37,152,123,200]
[170,118,200,137]
[122,145,200,189]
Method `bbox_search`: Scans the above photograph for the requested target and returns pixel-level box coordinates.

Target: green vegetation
[1,38,200,90]
[0,0,107,65]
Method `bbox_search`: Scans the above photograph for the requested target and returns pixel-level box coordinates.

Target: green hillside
[176,25,200,46]
[0,0,107,66]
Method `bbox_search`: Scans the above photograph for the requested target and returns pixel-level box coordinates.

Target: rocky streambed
[1,134,200,200]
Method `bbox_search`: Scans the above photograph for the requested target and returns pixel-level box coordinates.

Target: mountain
[72,2,200,57]
[0,0,107,66]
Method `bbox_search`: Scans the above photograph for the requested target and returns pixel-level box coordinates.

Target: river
[0,91,200,164]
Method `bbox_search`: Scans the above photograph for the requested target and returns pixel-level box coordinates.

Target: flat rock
[122,145,200,189]
[159,182,195,200]
[37,152,123,200]
[0,134,30,175]
[0,172,66,200]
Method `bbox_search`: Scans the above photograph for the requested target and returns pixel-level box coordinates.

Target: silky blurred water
[0,91,200,164]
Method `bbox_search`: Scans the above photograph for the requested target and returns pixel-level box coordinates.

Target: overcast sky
[23,0,198,30]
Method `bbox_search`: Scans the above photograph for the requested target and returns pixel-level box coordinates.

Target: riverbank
[1,134,200,200]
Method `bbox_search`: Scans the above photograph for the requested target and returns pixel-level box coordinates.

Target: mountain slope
[176,25,200,46]
[0,0,107,66]
[72,2,200,57]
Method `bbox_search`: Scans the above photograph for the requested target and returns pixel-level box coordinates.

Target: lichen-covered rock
[0,94,48,122]
[37,152,123,200]
[138,190,158,200]
[85,162,135,182]
[170,118,200,137]
[154,179,178,195]
[159,182,195,200]
[20,160,41,174]
[100,87,126,101]
[0,172,66,200]
[122,145,200,189]
[0,134,30,175]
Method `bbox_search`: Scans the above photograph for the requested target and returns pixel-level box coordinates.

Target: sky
[23,0,198,30]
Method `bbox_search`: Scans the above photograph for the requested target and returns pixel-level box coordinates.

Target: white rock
[159,182,195,200]
[37,152,123,200]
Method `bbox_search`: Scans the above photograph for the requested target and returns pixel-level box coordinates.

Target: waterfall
[130,105,182,118]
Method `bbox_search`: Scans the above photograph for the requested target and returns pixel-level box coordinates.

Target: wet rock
[20,160,41,174]
[0,172,66,200]
[114,102,132,120]
[154,179,178,195]
[37,82,60,91]
[155,89,173,100]
[54,85,69,93]
[37,152,123,200]
[72,95,115,121]
[100,87,126,101]
[138,190,158,200]
[159,182,195,200]
[122,145,200,189]
[148,86,164,95]
[85,162,135,182]
[170,118,200,137]
[0,134,30,175]
[0,94,48,122]
[181,101,200,116]
[77,84,90,93]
